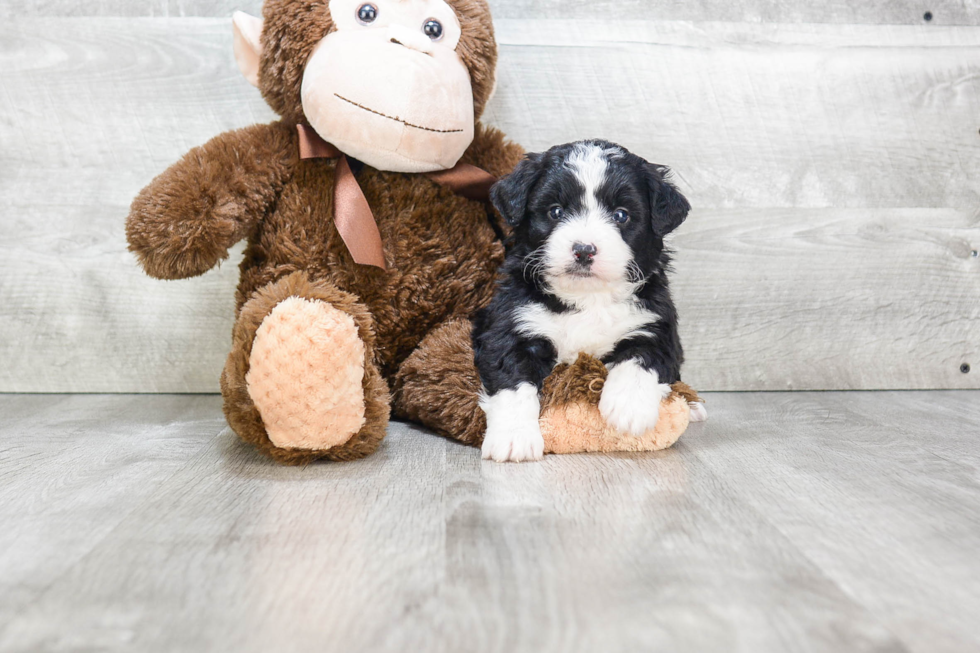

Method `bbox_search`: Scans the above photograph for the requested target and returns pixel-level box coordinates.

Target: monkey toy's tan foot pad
[247,297,367,451]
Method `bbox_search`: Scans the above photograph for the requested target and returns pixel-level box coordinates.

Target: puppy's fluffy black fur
[473,139,691,396]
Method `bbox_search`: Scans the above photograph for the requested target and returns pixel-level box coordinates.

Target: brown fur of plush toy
[127,0,524,464]
[395,320,702,454]
[220,271,391,463]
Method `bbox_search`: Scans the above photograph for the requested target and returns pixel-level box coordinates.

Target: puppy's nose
[572,242,597,265]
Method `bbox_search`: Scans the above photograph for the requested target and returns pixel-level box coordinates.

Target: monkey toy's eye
[548,205,565,220]
[423,19,444,40]
[612,208,630,224]
[356,4,378,24]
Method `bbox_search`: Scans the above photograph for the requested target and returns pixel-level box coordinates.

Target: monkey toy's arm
[126,121,296,280]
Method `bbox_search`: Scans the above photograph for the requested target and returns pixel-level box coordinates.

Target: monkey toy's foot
[248,297,368,449]
[222,272,390,464]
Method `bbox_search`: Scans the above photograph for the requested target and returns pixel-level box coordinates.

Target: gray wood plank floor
[1,393,978,652]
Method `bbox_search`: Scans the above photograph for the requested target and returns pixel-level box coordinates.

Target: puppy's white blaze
[598,359,672,436]
[566,142,623,213]
[479,383,544,462]
[566,144,607,212]
[515,301,658,365]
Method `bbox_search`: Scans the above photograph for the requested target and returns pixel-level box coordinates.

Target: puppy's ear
[490,153,544,226]
[646,164,691,237]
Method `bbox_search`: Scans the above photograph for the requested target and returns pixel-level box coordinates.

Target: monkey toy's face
[234,0,484,173]
[304,0,474,172]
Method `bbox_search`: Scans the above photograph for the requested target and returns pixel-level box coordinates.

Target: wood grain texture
[2,392,980,652]
[488,21,980,210]
[0,17,978,392]
[0,394,226,619]
[0,1,263,18]
[6,0,980,25]
[672,208,980,390]
[693,391,980,653]
[489,1,980,25]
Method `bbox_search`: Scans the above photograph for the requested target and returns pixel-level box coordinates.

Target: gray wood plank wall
[1,4,978,392]
[5,1,980,24]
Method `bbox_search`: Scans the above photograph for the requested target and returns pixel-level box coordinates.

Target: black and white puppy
[473,140,705,463]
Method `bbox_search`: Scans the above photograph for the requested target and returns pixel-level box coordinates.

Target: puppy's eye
[548,206,565,220]
[357,4,378,24]
[612,208,630,224]
[423,19,444,40]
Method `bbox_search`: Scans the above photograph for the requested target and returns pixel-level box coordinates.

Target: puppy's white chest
[515,300,656,365]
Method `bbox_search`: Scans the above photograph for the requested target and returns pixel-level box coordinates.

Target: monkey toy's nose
[572,242,597,265]
[388,24,435,56]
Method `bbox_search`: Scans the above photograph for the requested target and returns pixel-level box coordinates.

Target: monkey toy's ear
[490,153,544,227]
[232,11,264,87]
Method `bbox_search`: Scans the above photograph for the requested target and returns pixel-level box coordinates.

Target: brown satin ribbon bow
[296,124,497,271]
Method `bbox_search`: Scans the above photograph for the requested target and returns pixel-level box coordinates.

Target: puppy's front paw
[479,383,544,463]
[482,422,545,463]
[598,360,671,436]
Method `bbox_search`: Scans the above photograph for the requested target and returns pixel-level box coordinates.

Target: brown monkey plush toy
[128,0,700,463]
[128,0,524,463]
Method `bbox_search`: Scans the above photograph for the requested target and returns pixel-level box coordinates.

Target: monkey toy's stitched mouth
[334,93,464,134]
